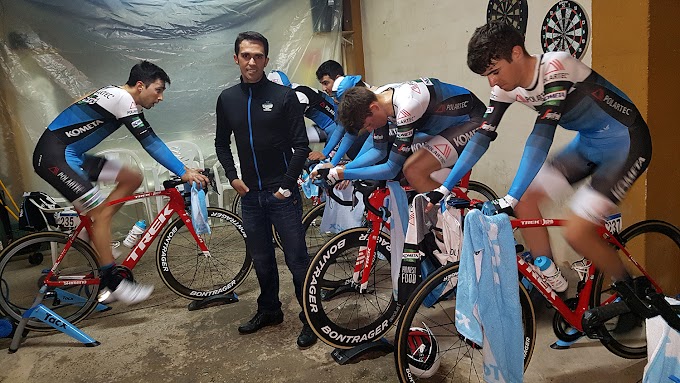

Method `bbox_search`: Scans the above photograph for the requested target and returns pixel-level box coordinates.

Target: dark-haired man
[33,61,208,304]
[315,59,344,97]
[321,79,485,192]
[215,31,316,349]
[428,21,654,331]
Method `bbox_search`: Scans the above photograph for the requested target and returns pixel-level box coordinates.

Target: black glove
[480,196,516,216]
[425,185,450,205]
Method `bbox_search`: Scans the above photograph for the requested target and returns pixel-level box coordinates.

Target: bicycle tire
[156,207,252,300]
[467,180,499,201]
[302,202,334,258]
[0,231,100,331]
[592,219,680,359]
[303,227,398,349]
[394,262,536,382]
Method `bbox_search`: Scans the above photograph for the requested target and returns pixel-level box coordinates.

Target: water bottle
[534,256,568,292]
[123,220,147,248]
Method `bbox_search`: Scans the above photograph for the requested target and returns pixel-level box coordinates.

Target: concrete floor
[0,250,646,383]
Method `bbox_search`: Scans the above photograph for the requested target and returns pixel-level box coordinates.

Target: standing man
[214,31,316,348]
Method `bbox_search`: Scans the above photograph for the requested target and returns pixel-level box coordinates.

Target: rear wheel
[592,219,680,358]
[0,232,100,331]
[394,262,536,382]
[467,180,498,202]
[157,207,252,299]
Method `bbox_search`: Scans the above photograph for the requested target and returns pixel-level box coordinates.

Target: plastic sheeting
[0,0,343,199]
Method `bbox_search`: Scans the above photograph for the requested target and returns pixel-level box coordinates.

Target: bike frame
[43,186,208,289]
[351,171,475,293]
[512,218,662,332]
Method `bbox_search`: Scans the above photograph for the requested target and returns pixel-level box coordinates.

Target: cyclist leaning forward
[425,21,656,327]
[322,77,486,192]
[32,61,207,304]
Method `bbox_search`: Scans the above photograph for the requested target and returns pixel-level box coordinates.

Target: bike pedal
[581,301,630,340]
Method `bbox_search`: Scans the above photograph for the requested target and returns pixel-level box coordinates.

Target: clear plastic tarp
[0,0,343,201]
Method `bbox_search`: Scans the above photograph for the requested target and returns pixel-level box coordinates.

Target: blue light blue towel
[386,181,409,300]
[455,210,523,383]
[643,297,680,383]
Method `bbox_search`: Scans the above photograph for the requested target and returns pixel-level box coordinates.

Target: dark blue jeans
[241,189,309,322]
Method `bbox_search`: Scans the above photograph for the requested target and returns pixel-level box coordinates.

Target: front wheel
[592,219,680,359]
[0,232,100,331]
[156,207,252,300]
[394,262,536,382]
[303,227,398,349]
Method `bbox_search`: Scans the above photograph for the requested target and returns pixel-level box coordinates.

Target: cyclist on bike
[425,21,653,319]
[320,79,486,193]
[266,70,341,162]
[316,59,344,98]
[32,61,208,304]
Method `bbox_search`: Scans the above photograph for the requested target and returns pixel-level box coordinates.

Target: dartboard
[541,0,590,60]
[486,0,529,36]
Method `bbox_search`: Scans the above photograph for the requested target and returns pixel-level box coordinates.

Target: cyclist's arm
[441,100,512,191]
[322,123,345,157]
[121,114,186,177]
[215,97,239,182]
[329,131,357,166]
[343,124,414,180]
[507,84,571,200]
[343,124,391,169]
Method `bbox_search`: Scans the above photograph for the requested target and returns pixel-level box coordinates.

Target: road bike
[0,169,251,331]
[393,205,680,382]
[302,172,497,349]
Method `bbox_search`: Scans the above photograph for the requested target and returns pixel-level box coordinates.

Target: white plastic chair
[211,162,235,209]
[152,140,205,211]
[94,148,153,221]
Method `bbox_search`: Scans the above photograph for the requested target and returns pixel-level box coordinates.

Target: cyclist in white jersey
[33,61,208,304]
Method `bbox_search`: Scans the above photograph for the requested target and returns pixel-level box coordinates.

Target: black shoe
[297,323,317,349]
[582,300,630,340]
[238,311,284,334]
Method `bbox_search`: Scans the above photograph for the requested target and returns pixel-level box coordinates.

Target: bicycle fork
[353,229,380,294]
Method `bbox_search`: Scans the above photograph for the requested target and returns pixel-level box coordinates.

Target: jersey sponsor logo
[397,109,414,124]
[591,88,605,101]
[410,84,421,94]
[131,117,144,128]
[262,101,274,112]
[55,170,87,194]
[516,90,566,104]
[420,78,433,86]
[611,157,646,201]
[540,109,561,121]
[435,100,469,113]
[397,144,411,154]
[486,106,494,114]
[452,129,478,148]
[545,59,566,74]
[602,94,631,115]
[65,120,104,138]
[546,72,568,81]
[396,130,414,139]
[49,167,60,175]
[433,143,452,158]
[480,122,495,131]
[94,89,115,99]
[78,95,99,105]
[411,141,427,152]
[372,134,384,140]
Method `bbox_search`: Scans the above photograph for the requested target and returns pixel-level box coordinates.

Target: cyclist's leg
[403,120,477,192]
[84,156,143,267]
[514,136,592,260]
[567,118,651,283]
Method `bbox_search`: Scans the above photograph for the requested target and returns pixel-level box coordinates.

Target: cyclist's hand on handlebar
[315,166,343,186]
[310,162,333,180]
[480,195,518,216]
[308,151,326,161]
[424,185,450,213]
[181,168,209,188]
[230,179,250,197]
[335,179,351,190]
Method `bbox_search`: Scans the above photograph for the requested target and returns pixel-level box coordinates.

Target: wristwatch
[277,187,292,198]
